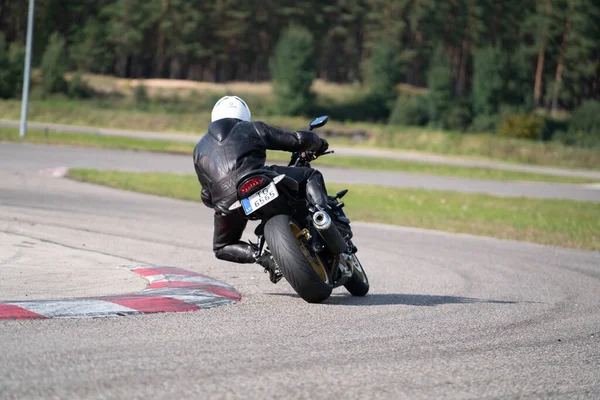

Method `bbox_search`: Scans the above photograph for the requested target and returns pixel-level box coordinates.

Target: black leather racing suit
[193,118,330,264]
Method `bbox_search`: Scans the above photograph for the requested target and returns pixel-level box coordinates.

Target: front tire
[264,214,333,303]
[344,253,369,296]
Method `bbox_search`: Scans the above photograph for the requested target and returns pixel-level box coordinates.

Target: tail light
[240,177,265,194]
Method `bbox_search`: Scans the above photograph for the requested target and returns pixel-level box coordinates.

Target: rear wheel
[264,214,333,303]
[343,253,369,296]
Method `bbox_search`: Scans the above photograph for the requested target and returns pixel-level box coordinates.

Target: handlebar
[288,116,332,167]
[289,150,334,167]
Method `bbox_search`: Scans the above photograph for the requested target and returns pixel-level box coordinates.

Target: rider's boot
[306,172,331,212]
[214,242,256,263]
[307,171,349,255]
[249,240,283,284]
[256,252,283,284]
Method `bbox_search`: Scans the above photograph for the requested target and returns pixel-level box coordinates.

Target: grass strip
[2,98,599,170]
[67,169,600,251]
[2,127,596,184]
[269,152,598,184]
[0,127,195,154]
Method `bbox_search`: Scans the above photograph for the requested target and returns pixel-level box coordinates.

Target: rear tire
[344,254,369,296]
[264,214,333,303]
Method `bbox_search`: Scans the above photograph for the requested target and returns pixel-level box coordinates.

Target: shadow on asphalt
[267,292,518,306]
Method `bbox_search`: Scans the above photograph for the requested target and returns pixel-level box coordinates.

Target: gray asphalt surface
[2,142,599,202]
[3,118,600,180]
[1,143,599,399]
[0,231,147,300]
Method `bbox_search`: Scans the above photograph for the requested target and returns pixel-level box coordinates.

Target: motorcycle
[228,115,369,303]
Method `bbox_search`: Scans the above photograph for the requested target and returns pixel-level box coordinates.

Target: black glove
[318,138,329,154]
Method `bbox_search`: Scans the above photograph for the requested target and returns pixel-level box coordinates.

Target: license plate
[241,182,279,215]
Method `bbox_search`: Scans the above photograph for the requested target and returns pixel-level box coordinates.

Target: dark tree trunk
[115,55,128,78]
[534,0,552,108]
[457,37,470,97]
[551,19,570,115]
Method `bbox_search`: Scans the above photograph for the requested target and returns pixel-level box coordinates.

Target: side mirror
[309,115,328,130]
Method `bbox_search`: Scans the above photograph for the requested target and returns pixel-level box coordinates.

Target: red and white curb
[0,265,242,320]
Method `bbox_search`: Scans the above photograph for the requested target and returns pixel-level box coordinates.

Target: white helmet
[211,95,252,122]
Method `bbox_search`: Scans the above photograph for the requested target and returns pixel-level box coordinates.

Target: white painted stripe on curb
[142,287,234,307]
[162,294,234,308]
[143,274,166,283]
[11,299,141,318]
[142,288,221,298]
[121,265,148,271]
[148,274,233,287]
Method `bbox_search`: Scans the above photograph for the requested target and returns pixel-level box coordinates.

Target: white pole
[19,0,35,138]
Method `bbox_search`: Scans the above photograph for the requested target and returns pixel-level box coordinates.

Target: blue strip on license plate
[241,198,253,214]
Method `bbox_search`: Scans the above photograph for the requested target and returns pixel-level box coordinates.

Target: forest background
[1,0,599,149]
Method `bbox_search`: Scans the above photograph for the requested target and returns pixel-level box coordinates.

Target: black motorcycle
[228,115,369,303]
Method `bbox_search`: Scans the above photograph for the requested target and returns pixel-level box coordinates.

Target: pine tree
[103,0,159,77]
[426,46,454,128]
[367,38,404,112]
[472,45,533,117]
[8,40,25,97]
[532,0,553,108]
[0,33,21,98]
[269,25,316,116]
[40,32,68,95]
[70,18,113,73]
[557,0,600,109]
[472,46,504,116]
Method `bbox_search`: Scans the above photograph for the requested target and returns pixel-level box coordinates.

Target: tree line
[1,0,600,146]
[1,0,599,111]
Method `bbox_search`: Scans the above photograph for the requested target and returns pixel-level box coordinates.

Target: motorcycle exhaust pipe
[312,210,347,255]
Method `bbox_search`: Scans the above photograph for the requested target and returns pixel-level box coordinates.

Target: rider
[193,95,330,280]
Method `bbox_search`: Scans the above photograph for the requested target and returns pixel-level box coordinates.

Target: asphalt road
[1,143,599,399]
[2,142,599,202]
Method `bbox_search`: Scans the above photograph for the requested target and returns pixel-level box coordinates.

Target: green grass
[2,127,597,184]
[66,169,600,251]
[0,127,195,154]
[1,98,599,170]
[375,126,600,171]
[0,98,213,133]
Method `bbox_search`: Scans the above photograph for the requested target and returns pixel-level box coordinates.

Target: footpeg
[264,266,283,284]
[257,252,283,284]
[339,260,353,279]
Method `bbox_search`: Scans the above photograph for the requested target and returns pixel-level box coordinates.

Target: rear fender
[228,174,298,212]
